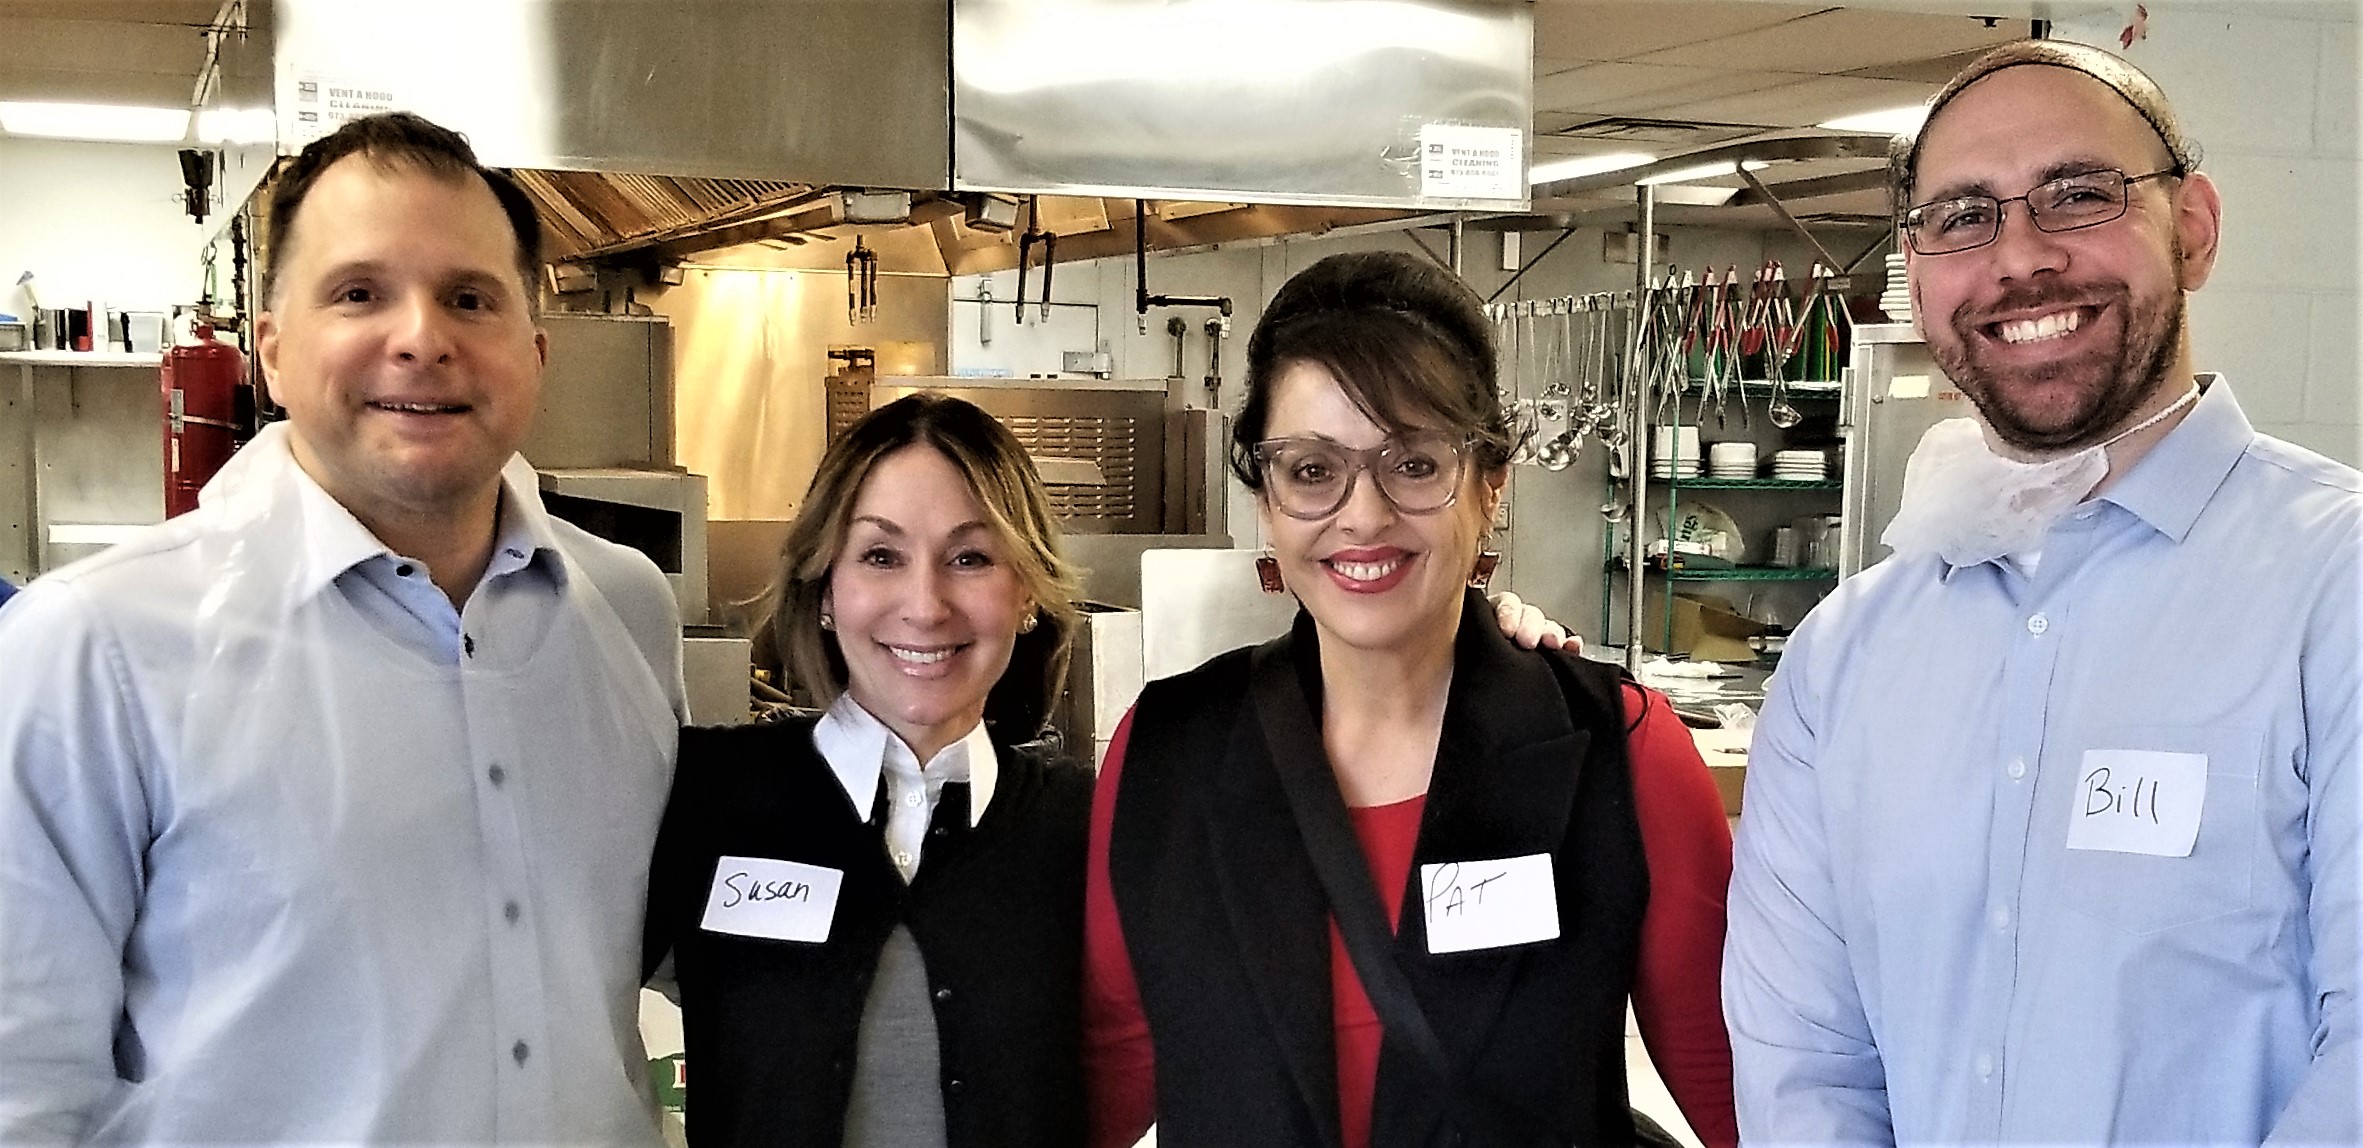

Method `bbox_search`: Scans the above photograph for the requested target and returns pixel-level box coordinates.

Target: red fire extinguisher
[161,322,244,519]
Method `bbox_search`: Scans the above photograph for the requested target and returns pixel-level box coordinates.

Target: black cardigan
[645,717,1093,1148]
[1109,592,1650,1148]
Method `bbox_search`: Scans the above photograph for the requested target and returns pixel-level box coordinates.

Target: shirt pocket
[2056,724,2261,935]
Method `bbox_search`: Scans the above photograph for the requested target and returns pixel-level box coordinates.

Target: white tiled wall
[2053,1,2363,466]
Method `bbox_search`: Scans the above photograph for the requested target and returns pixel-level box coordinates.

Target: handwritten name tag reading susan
[2066,750,2207,858]
[700,856,844,943]
[1419,853,1560,954]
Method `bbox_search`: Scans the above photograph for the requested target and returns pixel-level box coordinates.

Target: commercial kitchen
[0,1,2354,1142]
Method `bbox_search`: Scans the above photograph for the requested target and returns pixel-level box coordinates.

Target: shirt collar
[2098,374,2252,543]
[198,423,569,603]
[813,692,998,827]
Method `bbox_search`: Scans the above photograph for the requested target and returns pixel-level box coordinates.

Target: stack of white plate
[1879,252,1911,322]
[1650,425,1703,479]
[1770,449,1829,481]
[1707,441,1758,479]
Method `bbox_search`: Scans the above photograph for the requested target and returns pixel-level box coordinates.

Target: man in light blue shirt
[1725,40,2358,1144]
[0,114,686,1141]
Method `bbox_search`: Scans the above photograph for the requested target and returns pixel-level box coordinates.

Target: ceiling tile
[1530,1,1825,63]
[1536,61,1798,114]
[1630,8,2023,74]
[1644,75,1939,128]
[0,66,192,105]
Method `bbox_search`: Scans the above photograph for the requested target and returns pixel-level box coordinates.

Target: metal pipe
[1626,183,1655,673]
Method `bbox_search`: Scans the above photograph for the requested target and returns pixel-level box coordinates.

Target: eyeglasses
[1251,431,1472,520]
[1900,167,2182,256]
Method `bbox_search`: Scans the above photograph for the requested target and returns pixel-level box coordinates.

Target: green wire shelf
[1672,377,1844,396]
[1663,565,1839,582]
[1652,477,1840,490]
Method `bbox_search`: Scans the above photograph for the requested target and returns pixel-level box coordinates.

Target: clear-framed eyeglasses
[1900,167,2182,256]
[1251,431,1473,520]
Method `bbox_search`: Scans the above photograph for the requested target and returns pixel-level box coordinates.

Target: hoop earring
[1466,551,1501,589]
[1254,552,1287,594]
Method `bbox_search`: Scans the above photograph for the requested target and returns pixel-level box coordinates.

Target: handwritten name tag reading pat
[700,856,843,943]
[1420,853,1559,954]
[2066,750,2207,857]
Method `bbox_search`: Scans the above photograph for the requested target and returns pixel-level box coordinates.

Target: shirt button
[934,987,953,1004]
[394,563,415,577]
[894,851,913,868]
[464,634,477,657]
[2026,613,2049,635]
[2006,757,2026,780]
[512,1040,531,1066]
[905,792,924,807]
[488,763,506,787]
[1991,906,2011,931]
[504,900,522,924]
[1974,1053,1994,1079]
[947,1078,965,1095]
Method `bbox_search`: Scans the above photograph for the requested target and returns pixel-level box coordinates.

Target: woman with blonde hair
[646,392,1092,1148]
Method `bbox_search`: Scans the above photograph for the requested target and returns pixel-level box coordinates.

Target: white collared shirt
[814,693,999,881]
[0,423,687,1145]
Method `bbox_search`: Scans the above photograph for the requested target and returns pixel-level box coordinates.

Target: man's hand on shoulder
[1490,590,1578,653]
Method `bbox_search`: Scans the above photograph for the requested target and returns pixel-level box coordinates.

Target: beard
[1925,263,2186,456]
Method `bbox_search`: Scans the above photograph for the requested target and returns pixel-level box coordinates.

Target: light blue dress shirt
[0,424,688,1144]
[1725,380,2360,1144]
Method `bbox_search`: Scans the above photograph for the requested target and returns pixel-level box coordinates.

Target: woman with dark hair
[645,392,1093,1148]
[1083,251,1739,1148]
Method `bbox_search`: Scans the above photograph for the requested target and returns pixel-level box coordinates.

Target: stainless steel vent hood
[270,0,1533,215]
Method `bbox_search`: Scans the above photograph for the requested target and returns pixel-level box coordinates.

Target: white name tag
[699,856,843,943]
[1419,853,1560,954]
[2066,750,2207,857]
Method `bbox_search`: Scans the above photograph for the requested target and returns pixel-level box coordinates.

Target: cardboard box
[1641,585,1768,662]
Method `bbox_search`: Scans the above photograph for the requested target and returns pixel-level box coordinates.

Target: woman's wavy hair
[750,393,1083,742]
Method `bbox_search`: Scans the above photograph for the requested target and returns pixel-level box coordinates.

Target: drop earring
[1017,611,1039,634]
[1466,551,1501,589]
[819,611,835,631]
[1254,551,1286,594]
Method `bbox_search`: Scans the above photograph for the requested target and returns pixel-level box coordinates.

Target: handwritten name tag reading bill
[700,856,844,943]
[2066,750,2207,858]
[1420,853,1559,954]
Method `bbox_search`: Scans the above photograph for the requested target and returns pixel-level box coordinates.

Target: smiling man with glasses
[1724,39,2359,1146]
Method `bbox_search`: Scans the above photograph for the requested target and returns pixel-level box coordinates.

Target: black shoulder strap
[1250,637,1608,1148]
[1246,639,1458,1084]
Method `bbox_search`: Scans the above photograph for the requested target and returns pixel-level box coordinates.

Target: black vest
[645,718,1093,1148]
[1108,592,1649,1148]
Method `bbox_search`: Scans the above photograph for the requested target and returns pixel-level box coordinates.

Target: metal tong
[1013,196,1056,324]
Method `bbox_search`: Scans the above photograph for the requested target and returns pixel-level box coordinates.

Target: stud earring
[1466,551,1501,589]
[1254,552,1287,594]
[819,611,835,631]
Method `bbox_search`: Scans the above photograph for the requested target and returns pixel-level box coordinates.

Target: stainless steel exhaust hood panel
[273,0,949,189]
[951,0,1533,211]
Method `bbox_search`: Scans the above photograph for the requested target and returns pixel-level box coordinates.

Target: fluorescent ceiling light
[1529,152,1655,185]
[0,101,190,143]
[1820,104,1929,135]
[197,107,276,145]
[1636,159,1770,186]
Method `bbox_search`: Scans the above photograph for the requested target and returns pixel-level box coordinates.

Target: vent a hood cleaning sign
[1418,124,1523,201]
[283,73,400,148]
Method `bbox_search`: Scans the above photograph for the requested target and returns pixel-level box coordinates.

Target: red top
[1082,681,1739,1148]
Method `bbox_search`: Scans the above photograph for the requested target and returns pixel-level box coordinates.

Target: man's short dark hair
[1890,39,2202,213]
[263,111,544,307]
